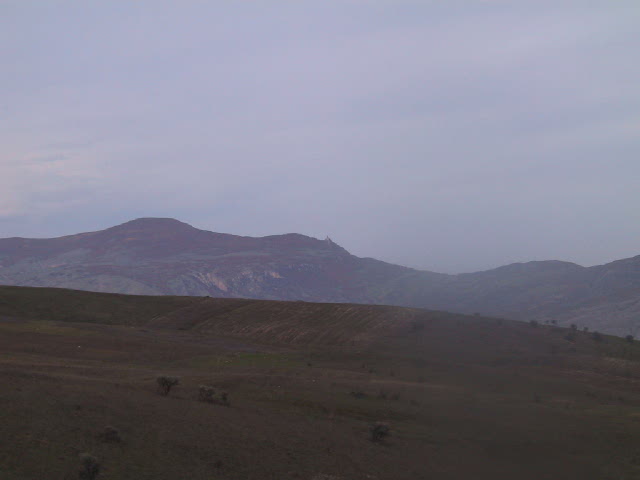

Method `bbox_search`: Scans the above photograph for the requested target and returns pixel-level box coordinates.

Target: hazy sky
[2,1,639,273]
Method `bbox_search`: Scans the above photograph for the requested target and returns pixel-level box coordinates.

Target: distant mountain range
[1,217,639,335]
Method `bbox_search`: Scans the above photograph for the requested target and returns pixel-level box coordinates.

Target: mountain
[1,217,639,335]
[0,218,419,301]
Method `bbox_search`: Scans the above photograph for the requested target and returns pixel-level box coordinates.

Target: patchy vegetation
[2,287,640,479]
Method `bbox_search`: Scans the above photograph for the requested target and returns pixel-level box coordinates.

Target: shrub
[626,335,635,344]
[591,331,604,342]
[198,385,215,402]
[529,320,539,327]
[198,385,229,406]
[570,324,577,330]
[370,422,390,442]
[78,454,100,480]
[99,426,121,443]
[156,376,179,396]
[350,390,367,399]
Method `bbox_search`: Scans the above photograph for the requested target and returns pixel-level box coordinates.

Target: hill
[2,286,640,479]
[1,218,640,334]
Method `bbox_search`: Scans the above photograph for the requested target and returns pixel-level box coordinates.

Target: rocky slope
[1,217,639,335]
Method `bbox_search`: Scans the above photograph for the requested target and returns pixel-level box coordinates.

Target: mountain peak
[114,217,196,230]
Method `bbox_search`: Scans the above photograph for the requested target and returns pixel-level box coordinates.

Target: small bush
[156,376,180,396]
[78,454,100,480]
[570,324,577,330]
[198,385,215,402]
[591,331,604,342]
[529,320,539,327]
[350,390,367,399]
[99,426,121,443]
[198,385,229,406]
[626,335,634,344]
[370,422,390,442]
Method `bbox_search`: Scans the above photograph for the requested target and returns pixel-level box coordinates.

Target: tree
[156,376,180,396]
[78,454,100,480]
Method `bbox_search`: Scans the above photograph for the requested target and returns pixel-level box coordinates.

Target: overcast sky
[1,1,639,273]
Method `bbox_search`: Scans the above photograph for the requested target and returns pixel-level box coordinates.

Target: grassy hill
[2,286,640,479]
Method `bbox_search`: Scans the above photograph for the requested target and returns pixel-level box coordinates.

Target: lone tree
[156,376,180,396]
[370,422,390,442]
[78,454,100,480]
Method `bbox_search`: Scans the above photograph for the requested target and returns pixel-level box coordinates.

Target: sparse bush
[78,454,100,480]
[626,335,635,344]
[570,324,577,330]
[99,426,121,443]
[350,390,367,399]
[564,332,576,343]
[156,376,179,396]
[591,331,604,342]
[529,320,539,328]
[370,422,390,442]
[198,385,229,406]
[198,385,215,402]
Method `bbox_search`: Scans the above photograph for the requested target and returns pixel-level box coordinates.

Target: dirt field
[2,287,640,479]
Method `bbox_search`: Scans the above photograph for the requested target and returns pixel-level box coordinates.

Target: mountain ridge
[1,217,639,335]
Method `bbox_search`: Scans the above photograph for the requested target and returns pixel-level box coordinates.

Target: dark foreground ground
[2,287,640,479]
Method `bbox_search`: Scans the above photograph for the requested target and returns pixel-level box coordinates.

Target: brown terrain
[2,286,640,479]
[1,217,639,334]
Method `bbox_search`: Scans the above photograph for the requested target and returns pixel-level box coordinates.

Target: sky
[1,1,639,273]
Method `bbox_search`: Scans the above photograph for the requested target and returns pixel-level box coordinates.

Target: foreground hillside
[2,287,640,479]
[1,218,640,334]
